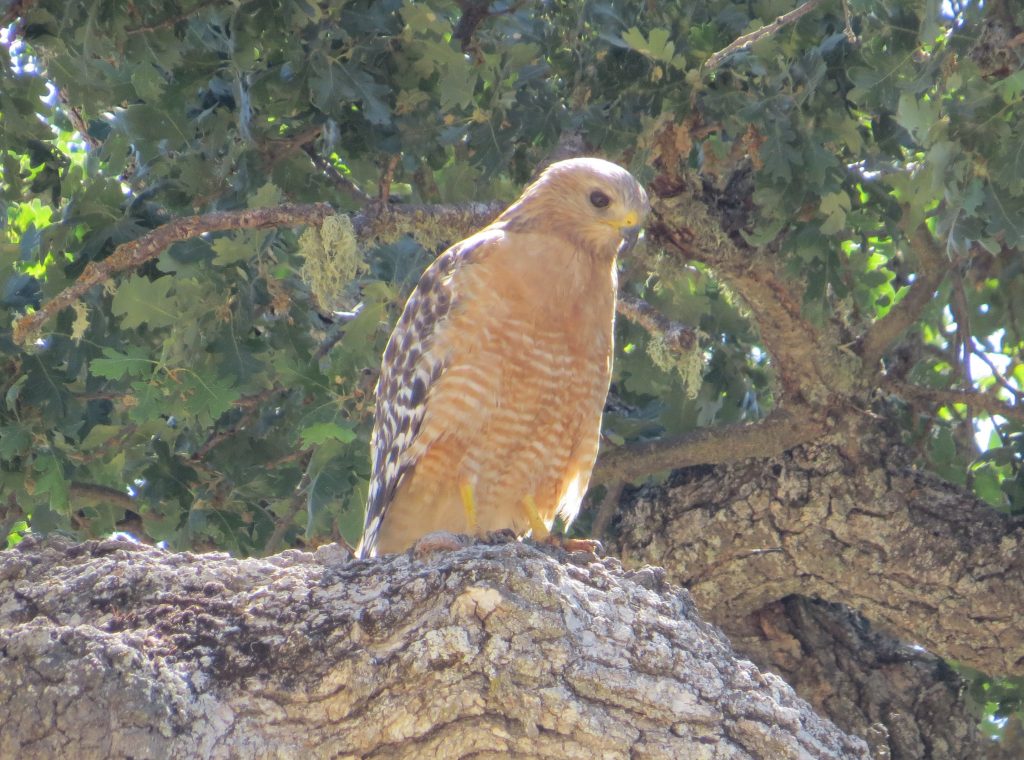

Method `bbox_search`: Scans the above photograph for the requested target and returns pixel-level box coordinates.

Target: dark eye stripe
[590,190,611,208]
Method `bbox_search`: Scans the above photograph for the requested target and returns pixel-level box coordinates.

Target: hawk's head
[500,157,650,259]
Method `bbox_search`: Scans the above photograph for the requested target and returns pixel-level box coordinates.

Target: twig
[704,0,829,70]
[840,0,857,42]
[858,225,950,371]
[379,155,400,204]
[57,91,101,149]
[125,3,215,35]
[263,452,314,556]
[68,423,138,465]
[301,144,372,204]
[616,294,698,355]
[591,480,625,542]
[12,203,334,345]
[886,381,1024,425]
[0,0,36,27]
[971,340,1024,402]
[259,126,323,174]
[313,306,366,360]
[192,388,282,460]
[948,268,977,451]
[593,409,826,484]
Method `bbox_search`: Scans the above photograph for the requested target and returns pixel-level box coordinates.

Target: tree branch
[886,380,1024,425]
[613,437,1024,677]
[0,0,36,27]
[350,200,504,247]
[68,483,136,511]
[301,144,372,204]
[14,195,709,360]
[593,409,827,484]
[11,203,335,345]
[0,536,871,759]
[858,226,950,371]
[124,3,216,34]
[262,450,314,557]
[8,198,512,348]
[191,388,283,461]
[704,0,829,70]
[615,294,698,354]
[57,91,101,149]
[378,154,400,204]
[971,339,1024,402]
[649,204,835,405]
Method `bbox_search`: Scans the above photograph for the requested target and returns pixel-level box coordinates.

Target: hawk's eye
[589,190,611,209]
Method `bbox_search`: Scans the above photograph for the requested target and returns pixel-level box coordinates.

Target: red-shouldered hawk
[357,157,648,557]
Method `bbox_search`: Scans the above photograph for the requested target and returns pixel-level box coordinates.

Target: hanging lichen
[297,214,367,313]
[646,329,706,400]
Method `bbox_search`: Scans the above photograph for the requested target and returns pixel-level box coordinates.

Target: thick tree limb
[0,536,870,759]
[650,200,842,407]
[611,436,1024,678]
[737,597,1014,760]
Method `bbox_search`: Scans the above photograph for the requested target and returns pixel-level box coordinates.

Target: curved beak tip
[618,225,642,254]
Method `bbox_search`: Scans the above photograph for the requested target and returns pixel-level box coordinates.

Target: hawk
[357,157,649,557]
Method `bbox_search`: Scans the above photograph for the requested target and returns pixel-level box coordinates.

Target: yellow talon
[523,495,550,540]
[460,482,478,534]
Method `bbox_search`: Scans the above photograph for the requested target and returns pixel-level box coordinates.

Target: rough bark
[607,433,1023,759]
[0,535,869,760]
[610,435,1024,677]
[735,597,1015,760]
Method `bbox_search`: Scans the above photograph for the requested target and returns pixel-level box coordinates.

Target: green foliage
[0,0,1016,530]
[1,0,1023,732]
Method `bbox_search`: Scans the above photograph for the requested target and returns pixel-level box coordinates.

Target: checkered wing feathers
[357,237,488,557]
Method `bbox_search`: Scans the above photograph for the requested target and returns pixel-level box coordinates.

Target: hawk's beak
[618,224,642,255]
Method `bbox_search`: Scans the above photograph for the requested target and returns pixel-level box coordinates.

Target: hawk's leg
[552,536,603,554]
[524,494,602,554]
[460,482,479,535]
[523,495,550,540]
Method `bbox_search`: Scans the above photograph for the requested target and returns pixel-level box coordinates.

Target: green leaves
[819,191,851,235]
[310,59,392,126]
[111,276,177,329]
[0,0,1019,582]
[300,422,357,447]
[622,27,686,69]
[90,346,153,380]
[895,92,940,144]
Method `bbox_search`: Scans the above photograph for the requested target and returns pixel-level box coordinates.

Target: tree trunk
[0,535,868,759]
[607,432,1022,759]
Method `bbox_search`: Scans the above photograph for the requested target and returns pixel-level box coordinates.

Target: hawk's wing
[357,231,498,557]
